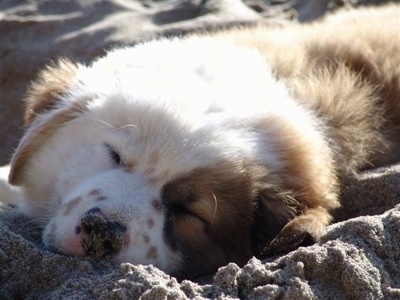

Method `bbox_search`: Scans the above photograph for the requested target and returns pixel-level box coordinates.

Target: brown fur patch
[143,235,150,244]
[9,100,86,186]
[262,116,338,210]
[89,189,107,201]
[9,59,85,185]
[123,160,137,173]
[62,197,82,216]
[146,246,157,260]
[216,5,400,171]
[89,190,107,201]
[89,190,101,197]
[24,59,80,125]
[146,218,154,229]
[148,150,160,166]
[162,161,259,277]
[151,199,163,213]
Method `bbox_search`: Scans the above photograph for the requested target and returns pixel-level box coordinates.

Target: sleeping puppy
[5,4,400,279]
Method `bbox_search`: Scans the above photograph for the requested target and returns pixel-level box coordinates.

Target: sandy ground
[1,0,400,299]
[1,164,399,299]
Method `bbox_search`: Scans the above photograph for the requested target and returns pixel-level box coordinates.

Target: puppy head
[10,57,276,277]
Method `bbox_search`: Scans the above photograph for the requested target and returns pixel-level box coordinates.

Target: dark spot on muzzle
[80,208,127,257]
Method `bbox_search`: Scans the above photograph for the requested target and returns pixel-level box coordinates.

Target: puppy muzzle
[78,207,127,257]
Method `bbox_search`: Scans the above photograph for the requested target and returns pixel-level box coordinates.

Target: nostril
[75,226,82,234]
[85,207,101,215]
[80,207,103,234]
[80,211,127,257]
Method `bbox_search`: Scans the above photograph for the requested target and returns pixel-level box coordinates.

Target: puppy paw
[265,224,318,256]
[262,211,329,257]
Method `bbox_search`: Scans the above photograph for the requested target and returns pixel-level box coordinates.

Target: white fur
[0,166,22,206]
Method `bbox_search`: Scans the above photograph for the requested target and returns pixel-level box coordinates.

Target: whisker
[114,124,137,130]
[25,202,58,215]
[89,117,113,128]
[89,117,137,131]
[14,197,59,219]
[211,192,218,225]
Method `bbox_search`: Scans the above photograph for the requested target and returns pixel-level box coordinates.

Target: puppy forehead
[81,99,254,181]
[63,42,273,189]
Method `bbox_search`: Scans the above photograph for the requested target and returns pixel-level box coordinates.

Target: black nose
[80,208,127,257]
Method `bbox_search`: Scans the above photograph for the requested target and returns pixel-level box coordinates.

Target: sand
[1,0,399,299]
[1,164,399,299]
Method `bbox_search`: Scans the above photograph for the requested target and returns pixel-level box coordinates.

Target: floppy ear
[23,58,80,125]
[9,59,84,186]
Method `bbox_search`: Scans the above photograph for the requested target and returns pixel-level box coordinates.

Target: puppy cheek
[58,232,85,256]
[43,219,85,256]
[42,221,57,248]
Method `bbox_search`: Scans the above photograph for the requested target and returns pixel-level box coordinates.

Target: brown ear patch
[162,162,257,239]
[162,162,259,277]
[9,100,86,186]
[24,58,79,125]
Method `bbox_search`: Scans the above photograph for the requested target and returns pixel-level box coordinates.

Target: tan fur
[10,59,82,185]
[9,100,85,185]
[162,162,256,276]
[24,59,80,125]
[213,5,400,172]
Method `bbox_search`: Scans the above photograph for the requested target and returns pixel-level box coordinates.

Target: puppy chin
[58,235,85,257]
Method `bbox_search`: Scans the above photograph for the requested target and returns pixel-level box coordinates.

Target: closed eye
[106,145,122,165]
[170,203,206,224]
[171,203,189,215]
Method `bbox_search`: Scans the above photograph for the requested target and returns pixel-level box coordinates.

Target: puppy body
[7,5,400,278]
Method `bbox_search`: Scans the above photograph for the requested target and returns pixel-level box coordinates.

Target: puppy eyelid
[106,144,123,166]
[171,203,207,224]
